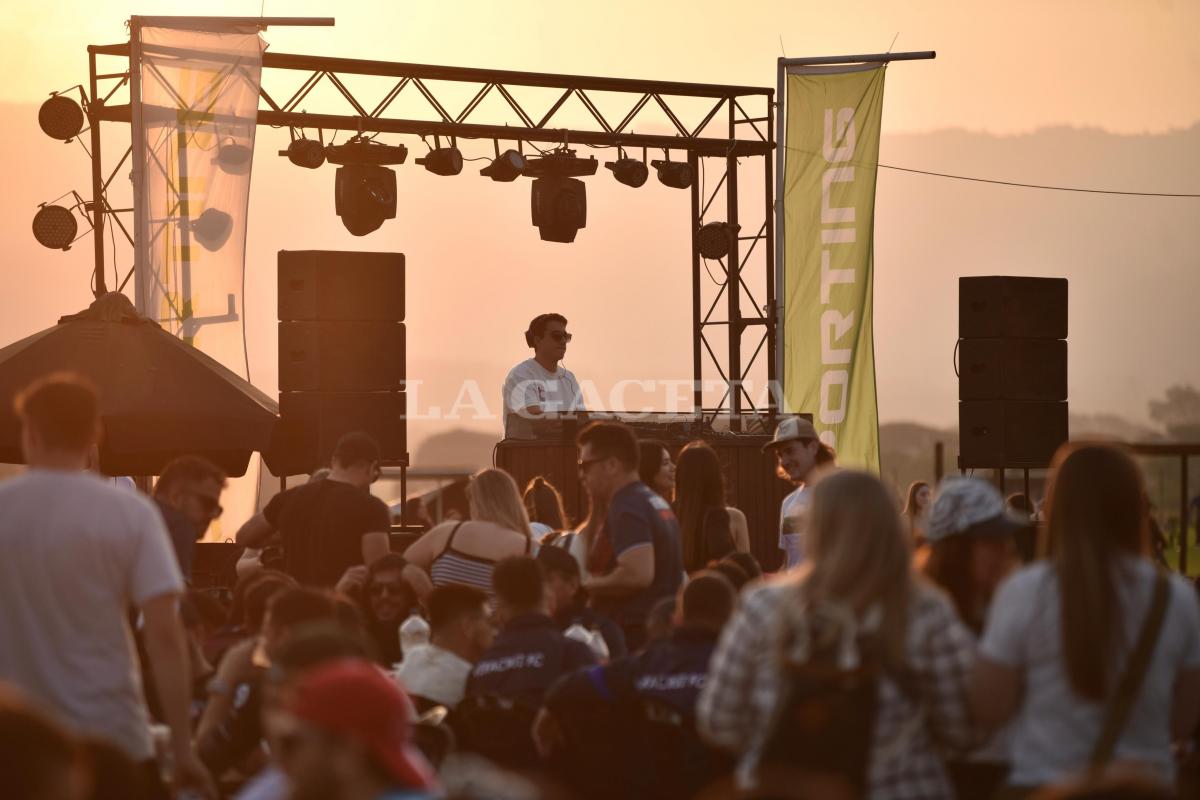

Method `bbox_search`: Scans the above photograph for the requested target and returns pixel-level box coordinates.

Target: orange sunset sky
[1,1,1198,531]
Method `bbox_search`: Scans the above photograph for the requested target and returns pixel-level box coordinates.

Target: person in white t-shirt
[761,416,835,570]
[970,443,1200,792]
[502,313,586,438]
[0,373,214,797]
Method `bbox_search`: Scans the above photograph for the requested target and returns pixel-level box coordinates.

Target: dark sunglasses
[547,331,573,343]
[577,456,608,475]
[369,581,409,598]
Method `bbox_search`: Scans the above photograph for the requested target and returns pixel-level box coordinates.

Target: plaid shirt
[696,576,977,800]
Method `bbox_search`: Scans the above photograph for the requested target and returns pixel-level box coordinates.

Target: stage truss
[81,33,776,421]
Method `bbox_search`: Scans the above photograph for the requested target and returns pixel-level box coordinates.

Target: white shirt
[501,358,585,437]
[777,485,809,570]
[0,470,184,760]
[980,558,1200,786]
[395,644,474,709]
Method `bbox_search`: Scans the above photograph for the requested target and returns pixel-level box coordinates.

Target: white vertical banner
[136,24,264,371]
[134,24,266,538]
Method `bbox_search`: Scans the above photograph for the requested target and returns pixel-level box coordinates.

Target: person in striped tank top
[403,468,534,597]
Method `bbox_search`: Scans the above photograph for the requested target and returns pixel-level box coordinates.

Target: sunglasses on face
[369,581,408,598]
[577,456,608,476]
[546,331,572,343]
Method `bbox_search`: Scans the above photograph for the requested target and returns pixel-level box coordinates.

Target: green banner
[781,64,885,471]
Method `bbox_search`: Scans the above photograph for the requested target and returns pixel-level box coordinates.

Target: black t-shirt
[595,481,684,628]
[263,479,391,586]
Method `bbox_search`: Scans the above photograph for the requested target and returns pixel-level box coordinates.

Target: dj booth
[495,414,794,571]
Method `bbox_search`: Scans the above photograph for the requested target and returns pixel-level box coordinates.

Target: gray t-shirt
[980,558,1200,785]
[0,470,184,760]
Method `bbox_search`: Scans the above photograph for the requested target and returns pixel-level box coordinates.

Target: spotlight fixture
[697,221,741,260]
[651,158,693,190]
[531,177,587,244]
[190,208,233,251]
[32,204,78,250]
[480,149,525,182]
[38,93,85,142]
[325,134,408,166]
[280,138,326,169]
[335,164,397,236]
[215,138,253,175]
[416,147,464,176]
[605,155,648,188]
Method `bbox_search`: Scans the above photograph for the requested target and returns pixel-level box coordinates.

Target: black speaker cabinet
[279,321,405,393]
[278,250,405,322]
[959,277,1067,339]
[269,392,407,475]
[959,338,1067,401]
[959,401,1068,469]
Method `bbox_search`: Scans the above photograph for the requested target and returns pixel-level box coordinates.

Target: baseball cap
[762,416,819,452]
[284,659,436,791]
[927,477,1028,543]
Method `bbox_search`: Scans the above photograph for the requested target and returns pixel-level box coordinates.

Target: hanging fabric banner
[133,23,266,539]
[780,63,885,471]
[135,24,264,375]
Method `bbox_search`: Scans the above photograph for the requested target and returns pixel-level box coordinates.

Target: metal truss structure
[83,35,776,420]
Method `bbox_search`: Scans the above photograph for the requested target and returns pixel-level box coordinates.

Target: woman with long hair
[903,480,932,547]
[402,468,534,597]
[638,439,676,500]
[970,444,1200,793]
[698,470,976,799]
[523,476,569,539]
[673,441,750,573]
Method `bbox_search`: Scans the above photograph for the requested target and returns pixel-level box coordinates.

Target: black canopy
[0,293,278,476]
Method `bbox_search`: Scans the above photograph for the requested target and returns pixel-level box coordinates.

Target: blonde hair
[467,469,533,538]
[801,469,914,668]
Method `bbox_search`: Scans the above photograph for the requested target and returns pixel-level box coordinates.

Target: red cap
[285,659,436,791]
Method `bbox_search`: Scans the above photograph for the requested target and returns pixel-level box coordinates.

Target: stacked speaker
[269,250,407,476]
[958,276,1069,469]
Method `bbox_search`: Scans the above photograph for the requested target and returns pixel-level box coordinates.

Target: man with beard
[347,555,422,665]
[762,417,835,570]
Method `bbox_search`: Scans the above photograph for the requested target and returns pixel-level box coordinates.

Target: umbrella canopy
[0,293,278,476]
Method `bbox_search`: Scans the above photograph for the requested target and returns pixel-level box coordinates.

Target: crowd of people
[1,371,1199,800]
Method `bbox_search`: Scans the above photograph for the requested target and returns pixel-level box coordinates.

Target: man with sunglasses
[237,432,392,587]
[153,455,227,580]
[502,313,587,439]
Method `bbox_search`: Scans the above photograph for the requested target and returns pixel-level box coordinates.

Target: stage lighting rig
[524,148,596,244]
[480,148,525,182]
[335,165,397,236]
[38,90,85,142]
[605,148,648,188]
[416,136,463,176]
[32,203,79,250]
[191,208,233,251]
[651,156,693,189]
[325,134,403,236]
[280,137,326,169]
[697,221,740,260]
[325,134,408,166]
[216,138,253,175]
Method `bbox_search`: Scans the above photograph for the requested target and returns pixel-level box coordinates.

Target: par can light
[32,204,78,250]
[38,94,85,142]
[281,138,326,169]
[605,157,648,188]
[416,147,464,176]
[480,149,525,182]
[651,159,693,190]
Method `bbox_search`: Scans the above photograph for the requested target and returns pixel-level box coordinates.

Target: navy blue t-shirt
[597,481,684,627]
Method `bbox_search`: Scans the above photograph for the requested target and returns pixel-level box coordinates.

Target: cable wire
[877,162,1200,198]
